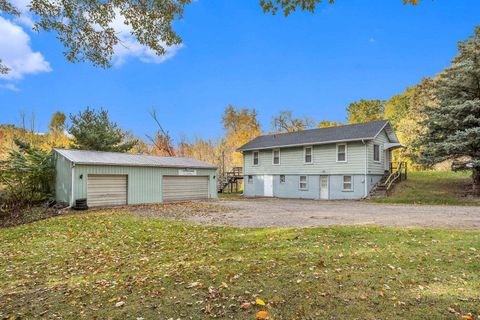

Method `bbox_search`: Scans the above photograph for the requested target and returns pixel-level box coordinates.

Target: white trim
[303,146,313,164]
[363,140,368,197]
[342,175,353,191]
[373,144,381,163]
[238,137,375,152]
[299,175,308,190]
[70,163,75,206]
[336,143,348,163]
[272,148,280,165]
[252,151,259,166]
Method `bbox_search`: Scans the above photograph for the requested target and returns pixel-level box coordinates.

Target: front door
[320,176,329,200]
[264,175,273,197]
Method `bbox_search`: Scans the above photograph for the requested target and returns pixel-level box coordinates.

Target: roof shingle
[238,120,391,151]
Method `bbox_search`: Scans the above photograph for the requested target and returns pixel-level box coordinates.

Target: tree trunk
[473,168,480,196]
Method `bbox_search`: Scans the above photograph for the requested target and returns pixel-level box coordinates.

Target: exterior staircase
[218,167,244,193]
[368,162,407,199]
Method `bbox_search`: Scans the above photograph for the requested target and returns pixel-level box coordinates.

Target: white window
[272,149,280,165]
[343,175,353,191]
[252,151,259,166]
[337,143,347,162]
[280,175,286,183]
[299,175,308,190]
[304,146,313,164]
[373,144,380,162]
[248,175,253,184]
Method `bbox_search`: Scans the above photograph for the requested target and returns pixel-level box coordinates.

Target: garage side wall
[55,153,72,204]
[73,165,217,205]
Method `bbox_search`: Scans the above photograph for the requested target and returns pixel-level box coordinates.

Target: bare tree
[146,109,176,157]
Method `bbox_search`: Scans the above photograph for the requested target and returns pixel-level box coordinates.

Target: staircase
[218,167,244,193]
[368,162,407,198]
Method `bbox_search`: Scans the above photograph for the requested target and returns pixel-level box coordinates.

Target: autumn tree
[68,107,137,152]
[222,105,261,168]
[272,110,315,133]
[318,120,343,128]
[47,111,70,149]
[146,109,176,156]
[48,112,66,133]
[346,99,385,124]
[419,26,480,195]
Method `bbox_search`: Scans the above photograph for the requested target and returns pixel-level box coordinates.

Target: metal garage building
[54,149,218,207]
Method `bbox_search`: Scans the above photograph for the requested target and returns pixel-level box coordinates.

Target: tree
[419,26,480,195]
[271,110,315,133]
[68,107,137,152]
[48,112,67,133]
[346,99,384,124]
[146,109,176,156]
[318,120,343,128]
[0,59,9,74]
[260,0,420,16]
[222,105,261,168]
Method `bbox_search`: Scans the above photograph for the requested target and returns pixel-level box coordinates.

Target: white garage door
[87,175,128,207]
[163,176,209,202]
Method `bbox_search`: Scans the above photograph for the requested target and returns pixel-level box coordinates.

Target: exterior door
[320,176,329,200]
[264,175,273,197]
[163,176,209,202]
[87,174,128,207]
[384,149,390,171]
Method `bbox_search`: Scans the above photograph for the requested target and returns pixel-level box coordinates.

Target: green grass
[1,210,479,319]
[372,171,480,206]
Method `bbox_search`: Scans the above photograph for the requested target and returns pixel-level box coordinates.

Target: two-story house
[237,120,402,200]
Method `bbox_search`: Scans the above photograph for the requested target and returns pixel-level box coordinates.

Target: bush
[0,140,55,211]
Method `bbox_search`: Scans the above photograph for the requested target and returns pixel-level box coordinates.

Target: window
[304,146,313,164]
[299,175,308,190]
[272,149,280,165]
[280,175,286,183]
[373,144,380,162]
[252,151,259,166]
[248,175,253,184]
[343,175,353,191]
[337,143,347,162]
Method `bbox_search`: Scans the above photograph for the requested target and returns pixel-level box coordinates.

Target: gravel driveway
[182,198,480,229]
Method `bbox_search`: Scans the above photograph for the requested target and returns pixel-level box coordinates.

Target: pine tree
[420,26,480,195]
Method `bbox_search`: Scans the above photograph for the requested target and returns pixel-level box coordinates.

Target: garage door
[87,175,128,207]
[163,176,209,202]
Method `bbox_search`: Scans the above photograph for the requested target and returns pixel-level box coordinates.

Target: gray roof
[238,120,397,151]
[54,149,217,169]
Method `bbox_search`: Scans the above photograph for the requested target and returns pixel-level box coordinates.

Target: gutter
[362,139,368,198]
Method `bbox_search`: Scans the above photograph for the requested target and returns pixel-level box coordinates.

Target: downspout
[362,139,368,198]
[70,163,75,207]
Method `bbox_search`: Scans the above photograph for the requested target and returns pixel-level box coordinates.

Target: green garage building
[54,149,218,207]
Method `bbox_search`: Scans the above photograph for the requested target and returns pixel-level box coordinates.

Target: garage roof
[54,149,217,169]
[237,120,398,151]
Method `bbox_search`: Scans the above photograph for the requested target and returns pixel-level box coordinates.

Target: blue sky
[0,0,479,144]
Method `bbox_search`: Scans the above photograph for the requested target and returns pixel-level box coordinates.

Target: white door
[163,176,209,202]
[320,176,329,200]
[87,174,128,207]
[264,175,273,197]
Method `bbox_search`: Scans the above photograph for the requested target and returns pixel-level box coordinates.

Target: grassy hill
[372,171,480,206]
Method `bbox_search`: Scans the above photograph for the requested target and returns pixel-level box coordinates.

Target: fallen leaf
[256,311,269,319]
[240,302,251,310]
[115,301,125,308]
[255,298,266,306]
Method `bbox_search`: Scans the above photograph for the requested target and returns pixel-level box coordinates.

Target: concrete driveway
[185,198,480,229]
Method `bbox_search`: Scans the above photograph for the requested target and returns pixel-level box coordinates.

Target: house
[53,149,217,207]
[237,120,402,200]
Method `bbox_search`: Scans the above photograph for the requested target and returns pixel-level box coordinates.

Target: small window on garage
[253,151,259,166]
[248,175,253,184]
[343,175,353,191]
[280,175,286,183]
[373,144,380,162]
[299,175,308,190]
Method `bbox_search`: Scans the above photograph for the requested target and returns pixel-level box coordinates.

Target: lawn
[0,210,479,319]
[372,171,480,206]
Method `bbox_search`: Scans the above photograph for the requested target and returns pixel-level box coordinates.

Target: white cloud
[0,83,20,91]
[369,37,376,43]
[0,16,51,80]
[110,12,182,66]
[8,0,35,28]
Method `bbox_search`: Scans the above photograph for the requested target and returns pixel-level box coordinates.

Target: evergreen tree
[420,26,480,195]
[68,107,137,152]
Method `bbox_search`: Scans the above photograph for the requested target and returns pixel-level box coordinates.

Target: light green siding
[367,130,391,175]
[55,153,72,204]
[244,141,367,175]
[72,165,217,205]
